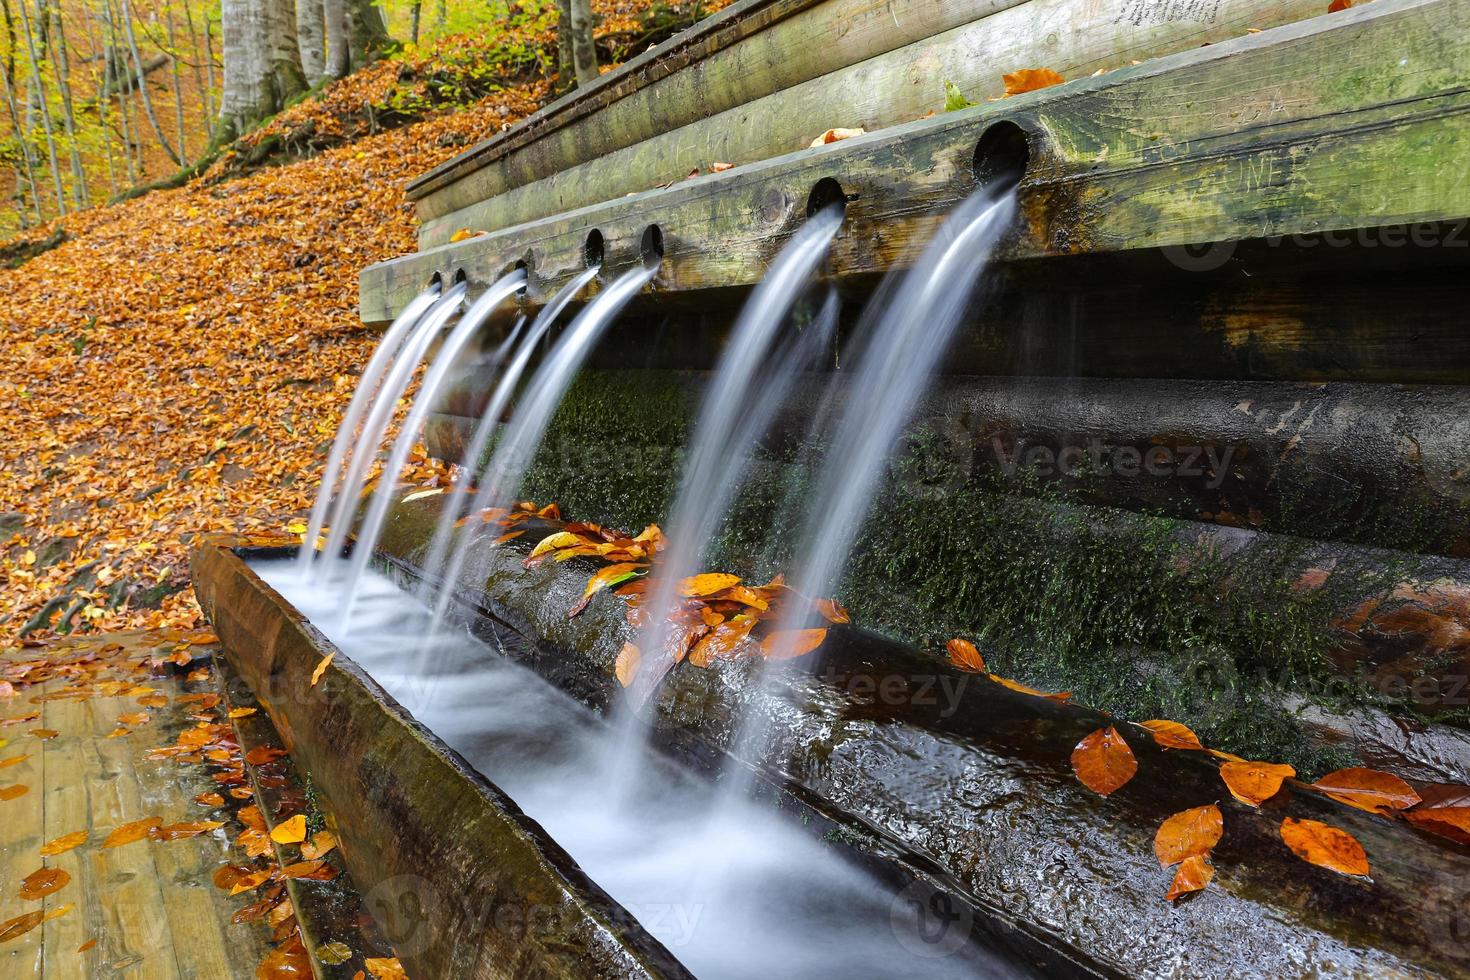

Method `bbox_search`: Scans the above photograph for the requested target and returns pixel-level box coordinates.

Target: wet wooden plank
[0,706,46,977]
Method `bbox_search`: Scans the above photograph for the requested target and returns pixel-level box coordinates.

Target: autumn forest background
[0,0,722,643]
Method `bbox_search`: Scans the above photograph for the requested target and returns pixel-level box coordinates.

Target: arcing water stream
[268,187,1023,976]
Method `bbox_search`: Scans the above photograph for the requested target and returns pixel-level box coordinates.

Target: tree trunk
[322,0,346,78]
[118,0,182,164]
[552,0,572,93]
[296,0,326,85]
[566,0,598,87]
[409,0,420,44]
[179,0,214,125]
[15,0,66,212]
[216,0,307,142]
[163,5,189,164]
[47,0,89,207]
[0,0,42,223]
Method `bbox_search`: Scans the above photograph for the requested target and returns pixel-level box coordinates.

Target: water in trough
[271,184,1022,976]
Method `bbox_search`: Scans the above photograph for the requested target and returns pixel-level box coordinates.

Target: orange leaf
[1405,806,1470,845]
[448,228,482,243]
[1327,0,1351,10]
[19,866,70,900]
[149,820,224,841]
[492,529,524,546]
[195,792,225,807]
[310,652,335,687]
[1280,817,1369,876]
[808,127,866,148]
[1002,67,1064,96]
[1154,805,1223,866]
[0,784,29,801]
[301,831,337,860]
[366,957,408,980]
[989,675,1070,701]
[227,707,257,719]
[101,816,162,848]
[689,618,756,668]
[1070,726,1138,796]
[814,598,850,624]
[1311,767,1420,814]
[679,573,741,598]
[1165,854,1214,901]
[1139,719,1203,751]
[29,729,58,740]
[946,638,986,673]
[760,628,828,660]
[0,903,69,943]
[39,830,88,856]
[0,754,29,769]
[116,713,150,726]
[270,814,308,844]
[583,562,647,600]
[615,642,641,688]
[1219,760,1295,806]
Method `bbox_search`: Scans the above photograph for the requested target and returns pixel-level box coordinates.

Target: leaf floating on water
[19,866,70,900]
[271,814,308,845]
[39,829,88,856]
[1311,767,1420,814]
[228,707,258,719]
[1219,760,1295,806]
[195,792,225,807]
[101,816,162,848]
[678,573,741,598]
[492,530,524,546]
[1165,854,1214,901]
[117,713,151,727]
[0,784,29,801]
[946,638,986,673]
[150,820,224,841]
[760,628,828,661]
[1139,719,1203,751]
[0,754,29,769]
[245,747,288,766]
[615,643,641,688]
[29,729,58,741]
[78,938,96,952]
[301,831,337,860]
[1070,726,1138,796]
[399,487,445,504]
[1002,67,1065,96]
[310,652,335,687]
[1154,805,1223,867]
[1280,817,1369,876]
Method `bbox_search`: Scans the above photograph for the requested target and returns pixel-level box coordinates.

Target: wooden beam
[361,0,1470,324]
[413,0,1337,243]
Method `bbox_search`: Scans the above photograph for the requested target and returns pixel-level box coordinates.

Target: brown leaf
[615,642,641,688]
[1071,726,1138,796]
[711,162,734,172]
[1154,805,1223,866]
[1165,854,1214,901]
[300,831,337,860]
[195,791,226,807]
[271,814,308,844]
[1139,719,1203,751]
[318,940,353,965]
[814,598,850,624]
[760,628,828,660]
[808,127,866,148]
[117,712,151,726]
[1405,806,1470,845]
[1002,67,1065,96]
[1327,0,1351,10]
[1280,817,1369,876]
[1219,760,1295,806]
[366,957,408,980]
[258,933,311,978]
[29,729,58,740]
[679,573,741,598]
[946,638,986,673]
[245,747,288,766]
[149,820,224,841]
[39,829,88,856]
[1312,767,1421,814]
[310,652,335,687]
[19,866,70,900]
[989,675,1070,701]
[0,903,71,943]
[101,816,162,848]
[282,859,337,881]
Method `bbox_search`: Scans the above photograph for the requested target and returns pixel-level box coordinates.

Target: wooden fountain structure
[195,0,1470,976]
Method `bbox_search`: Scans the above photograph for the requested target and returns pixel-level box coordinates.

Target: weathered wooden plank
[414,0,1339,243]
[0,709,46,978]
[361,0,1470,324]
[410,0,1024,214]
[39,694,102,980]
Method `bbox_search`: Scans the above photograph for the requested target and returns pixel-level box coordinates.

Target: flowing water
[410,265,602,614]
[341,269,526,617]
[298,287,442,574]
[254,559,1020,980]
[421,265,656,643]
[315,282,469,577]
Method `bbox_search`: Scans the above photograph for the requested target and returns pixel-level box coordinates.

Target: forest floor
[0,1,722,649]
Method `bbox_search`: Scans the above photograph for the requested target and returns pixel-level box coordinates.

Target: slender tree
[323,0,388,79]
[296,0,325,85]
[566,0,597,87]
[46,0,88,206]
[0,0,41,222]
[119,0,181,163]
[15,0,65,211]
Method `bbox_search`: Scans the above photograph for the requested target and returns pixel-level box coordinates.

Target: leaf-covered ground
[0,1,714,645]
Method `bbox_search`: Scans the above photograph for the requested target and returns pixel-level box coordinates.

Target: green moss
[509,369,1429,775]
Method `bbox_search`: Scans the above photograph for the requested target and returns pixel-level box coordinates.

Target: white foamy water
[252,559,1021,979]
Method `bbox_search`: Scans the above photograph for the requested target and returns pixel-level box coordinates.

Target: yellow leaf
[615,642,641,688]
[310,652,335,687]
[270,814,308,845]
